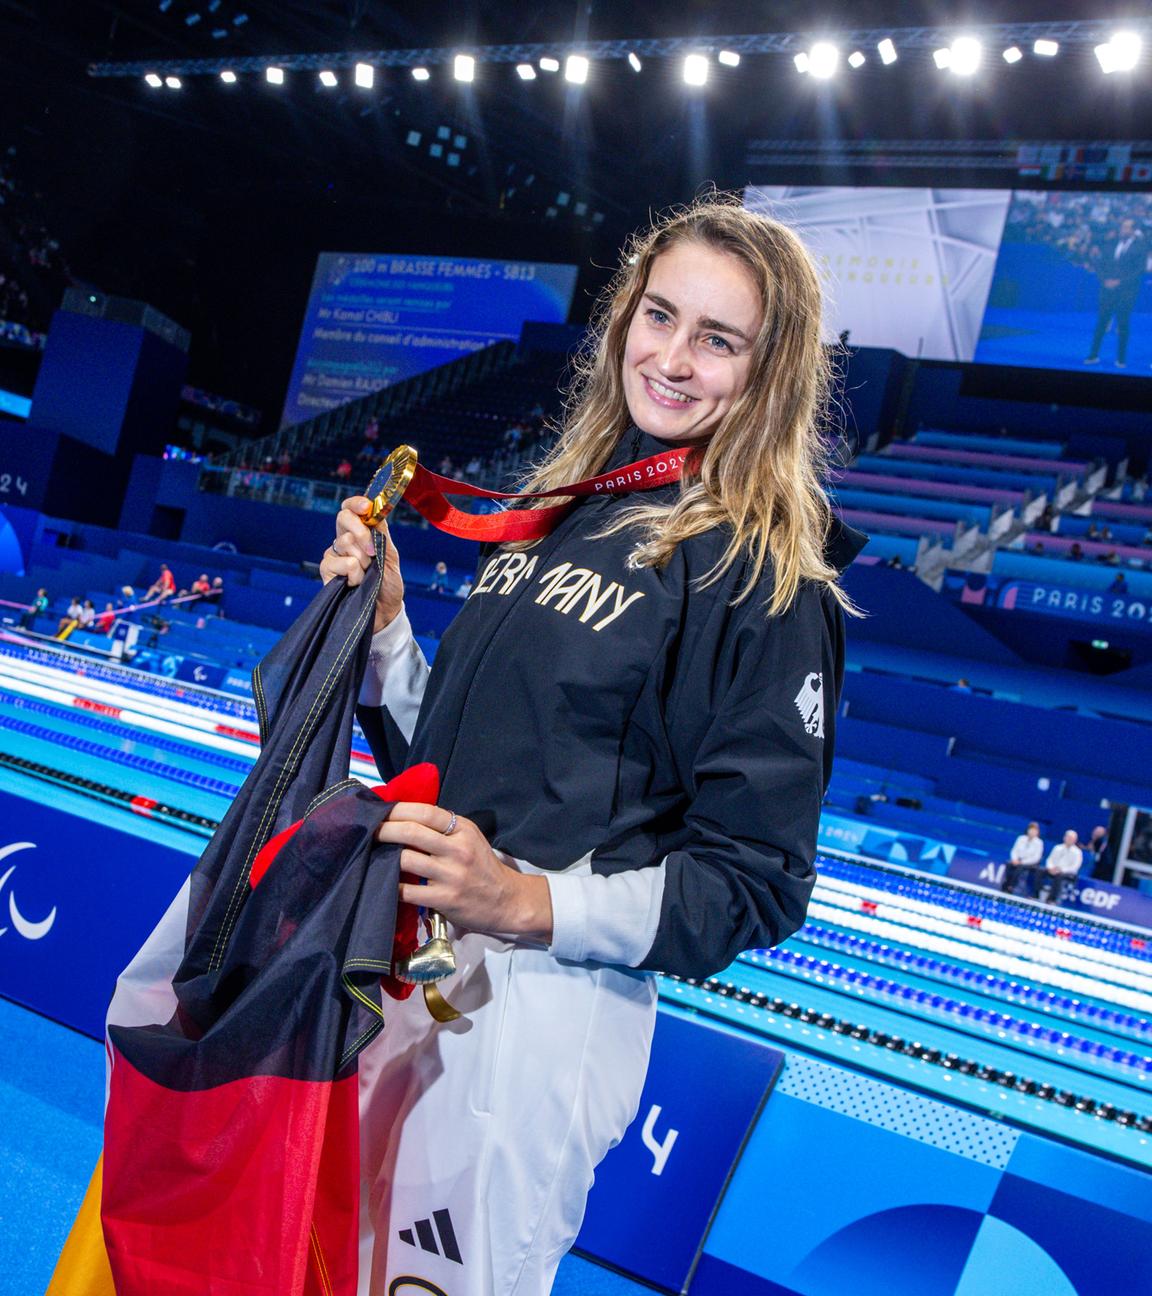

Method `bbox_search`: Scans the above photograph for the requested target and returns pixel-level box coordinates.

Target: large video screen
[745,187,1012,361]
[744,185,1152,374]
[281,253,578,428]
[974,190,1152,371]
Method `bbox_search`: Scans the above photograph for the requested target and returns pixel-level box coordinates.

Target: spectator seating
[286,351,564,483]
[991,548,1152,595]
[1055,515,1148,546]
[912,429,1071,460]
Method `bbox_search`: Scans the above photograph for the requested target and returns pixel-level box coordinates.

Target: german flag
[49,553,429,1295]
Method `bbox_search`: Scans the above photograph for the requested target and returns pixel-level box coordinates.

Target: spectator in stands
[456,575,473,599]
[464,454,482,480]
[438,454,454,476]
[1028,541,1046,555]
[1110,571,1129,594]
[1099,549,1120,566]
[1087,521,1102,540]
[1132,475,1148,502]
[1069,542,1085,561]
[363,416,379,446]
[277,451,293,476]
[204,576,224,613]
[1001,822,1044,897]
[1038,829,1083,905]
[95,602,116,635]
[145,563,176,602]
[886,555,904,569]
[950,677,972,693]
[334,458,353,483]
[77,599,96,630]
[19,587,48,629]
[55,596,83,636]
[190,573,212,601]
[1086,825,1114,880]
[428,561,450,594]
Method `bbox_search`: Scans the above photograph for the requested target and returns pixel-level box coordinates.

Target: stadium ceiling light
[411,66,430,81]
[354,62,374,89]
[516,63,536,80]
[808,43,840,79]
[266,66,284,85]
[683,54,709,85]
[848,50,866,69]
[933,47,952,70]
[628,51,642,72]
[318,69,337,86]
[219,69,237,83]
[454,54,475,82]
[950,37,983,76]
[144,73,163,88]
[165,75,182,89]
[793,51,810,74]
[1096,32,1142,73]
[539,56,560,72]
[565,54,589,84]
[1033,39,1059,57]
[718,50,740,67]
[1002,46,1023,64]
[1095,41,1117,73]
[877,38,897,65]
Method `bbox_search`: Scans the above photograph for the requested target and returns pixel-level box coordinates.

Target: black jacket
[360,428,865,979]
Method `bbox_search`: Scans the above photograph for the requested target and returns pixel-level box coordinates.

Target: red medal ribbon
[398,448,691,542]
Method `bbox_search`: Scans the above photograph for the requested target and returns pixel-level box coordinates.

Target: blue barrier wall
[0,786,197,1039]
[842,672,1152,792]
[841,566,1022,665]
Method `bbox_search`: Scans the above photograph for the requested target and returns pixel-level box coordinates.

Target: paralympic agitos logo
[0,842,57,941]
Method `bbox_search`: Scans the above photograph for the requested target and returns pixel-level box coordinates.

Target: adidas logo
[398,1208,463,1265]
[793,671,824,739]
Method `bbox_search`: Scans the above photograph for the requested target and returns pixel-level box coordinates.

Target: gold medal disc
[365,444,418,527]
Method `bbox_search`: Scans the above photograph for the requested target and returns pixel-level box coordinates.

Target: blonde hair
[516,193,853,615]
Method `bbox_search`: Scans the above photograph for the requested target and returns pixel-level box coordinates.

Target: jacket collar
[608,426,869,570]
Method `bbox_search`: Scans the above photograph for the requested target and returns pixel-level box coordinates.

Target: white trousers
[357,928,658,1296]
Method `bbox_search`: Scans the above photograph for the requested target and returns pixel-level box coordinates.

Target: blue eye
[705,334,732,352]
[646,307,670,325]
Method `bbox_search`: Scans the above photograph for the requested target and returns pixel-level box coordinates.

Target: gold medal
[365,444,418,528]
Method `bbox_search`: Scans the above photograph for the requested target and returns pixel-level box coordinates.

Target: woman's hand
[319,496,405,633]
[377,804,554,942]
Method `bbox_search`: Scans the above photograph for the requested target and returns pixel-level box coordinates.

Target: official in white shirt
[1038,829,1084,905]
[1001,821,1044,897]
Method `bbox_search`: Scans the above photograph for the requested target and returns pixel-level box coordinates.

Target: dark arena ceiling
[1,0,1150,412]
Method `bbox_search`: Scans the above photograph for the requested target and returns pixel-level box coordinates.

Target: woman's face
[622,240,763,444]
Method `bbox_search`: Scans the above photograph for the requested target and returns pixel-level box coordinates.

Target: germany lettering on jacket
[473,552,645,630]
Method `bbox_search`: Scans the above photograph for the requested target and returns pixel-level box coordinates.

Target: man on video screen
[1084,217,1147,368]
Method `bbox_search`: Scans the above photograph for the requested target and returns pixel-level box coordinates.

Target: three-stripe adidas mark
[398,1208,463,1265]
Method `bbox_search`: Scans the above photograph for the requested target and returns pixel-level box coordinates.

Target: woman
[320,197,863,1296]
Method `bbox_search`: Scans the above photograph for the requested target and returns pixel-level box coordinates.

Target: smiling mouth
[643,375,697,406]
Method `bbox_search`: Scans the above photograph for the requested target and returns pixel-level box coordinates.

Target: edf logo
[1076,886,1122,911]
[0,842,57,941]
